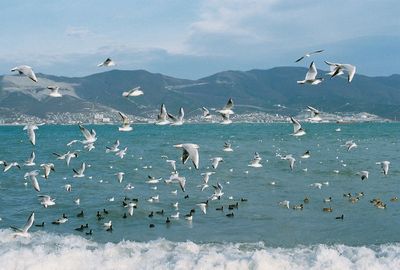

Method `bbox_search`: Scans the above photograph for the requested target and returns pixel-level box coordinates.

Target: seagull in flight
[174,143,200,170]
[282,155,296,171]
[210,157,224,169]
[295,50,324,63]
[11,65,38,82]
[122,86,144,97]
[217,98,234,115]
[24,151,36,166]
[10,212,35,237]
[376,161,390,175]
[73,162,86,178]
[118,112,133,132]
[24,170,41,192]
[38,195,56,208]
[297,61,323,85]
[23,124,39,146]
[106,140,120,153]
[47,85,62,97]
[168,107,185,126]
[79,124,97,144]
[202,107,212,119]
[155,104,170,125]
[306,106,322,122]
[290,117,306,136]
[98,58,115,67]
[325,61,356,83]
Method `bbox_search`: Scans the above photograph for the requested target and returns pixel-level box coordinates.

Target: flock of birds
[6,51,391,240]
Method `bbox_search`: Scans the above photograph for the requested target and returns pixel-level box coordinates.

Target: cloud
[65,26,90,38]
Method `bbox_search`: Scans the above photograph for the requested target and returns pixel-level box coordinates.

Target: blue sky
[1,0,399,79]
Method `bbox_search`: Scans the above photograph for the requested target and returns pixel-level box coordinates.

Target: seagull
[23,124,39,146]
[173,143,200,169]
[52,214,68,224]
[146,175,162,184]
[202,107,212,119]
[325,61,356,83]
[211,157,223,169]
[301,150,310,159]
[24,151,36,166]
[103,220,112,229]
[223,142,233,152]
[357,171,369,180]
[38,195,56,208]
[155,104,170,125]
[47,85,62,97]
[168,107,184,126]
[73,162,86,178]
[106,140,120,153]
[64,184,72,192]
[290,117,306,136]
[310,183,323,189]
[116,147,128,159]
[282,155,296,171]
[10,212,35,237]
[53,151,78,166]
[306,106,322,122]
[343,140,357,151]
[279,200,290,209]
[98,58,115,67]
[376,161,390,175]
[209,182,224,200]
[220,112,232,125]
[40,163,55,179]
[171,212,180,219]
[248,156,262,168]
[115,172,125,183]
[79,124,97,144]
[3,161,21,172]
[166,160,177,172]
[201,172,215,184]
[11,65,38,82]
[217,98,234,115]
[325,61,345,76]
[24,170,40,192]
[297,61,323,85]
[295,50,324,63]
[197,203,207,214]
[122,86,144,97]
[118,112,133,132]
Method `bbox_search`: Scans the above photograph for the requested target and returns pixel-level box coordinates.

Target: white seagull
[47,85,62,97]
[11,65,38,82]
[174,143,200,170]
[106,140,120,153]
[23,124,39,146]
[211,157,224,169]
[166,159,177,172]
[122,86,144,97]
[24,151,36,166]
[295,50,324,63]
[156,104,170,125]
[11,212,35,237]
[325,61,356,83]
[116,147,128,159]
[118,112,133,132]
[40,163,55,179]
[220,112,232,125]
[217,98,234,115]
[115,172,125,183]
[290,117,306,136]
[24,170,41,192]
[73,162,86,178]
[202,107,212,119]
[376,161,390,175]
[223,142,233,152]
[306,106,322,122]
[98,58,115,67]
[79,124,97,144]
[38,195,56,208]
[357,171,369,180]
[168,107,185,126]
[282,155,296,171]
[297,61,323,85]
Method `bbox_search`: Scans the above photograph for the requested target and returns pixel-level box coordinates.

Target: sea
[1,123,400,269]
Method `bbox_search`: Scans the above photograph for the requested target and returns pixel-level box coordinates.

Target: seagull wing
[290,117,302,133]
[22,212,35,233]
[305,61,317,80]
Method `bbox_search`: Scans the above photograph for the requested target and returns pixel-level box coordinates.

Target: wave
[0,229,399,270]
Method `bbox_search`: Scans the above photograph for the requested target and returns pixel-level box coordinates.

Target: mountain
[1,67,400,121]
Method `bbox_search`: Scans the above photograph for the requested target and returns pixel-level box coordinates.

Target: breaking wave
[0,230,399,270]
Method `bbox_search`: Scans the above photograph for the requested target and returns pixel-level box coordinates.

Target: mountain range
[1,67,400,120]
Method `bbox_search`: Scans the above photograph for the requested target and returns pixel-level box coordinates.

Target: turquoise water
[1,123,400,269]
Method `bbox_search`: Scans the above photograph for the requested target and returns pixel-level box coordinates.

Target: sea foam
[0,229,399,270]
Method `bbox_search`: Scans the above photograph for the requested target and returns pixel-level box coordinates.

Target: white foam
[0,229,399,270]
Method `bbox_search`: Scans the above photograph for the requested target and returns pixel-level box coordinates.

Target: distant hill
[1,67,400,120]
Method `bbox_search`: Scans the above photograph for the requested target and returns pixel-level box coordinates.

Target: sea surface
[1,123,400,269]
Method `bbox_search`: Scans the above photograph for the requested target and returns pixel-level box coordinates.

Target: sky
[1,0,400,79]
